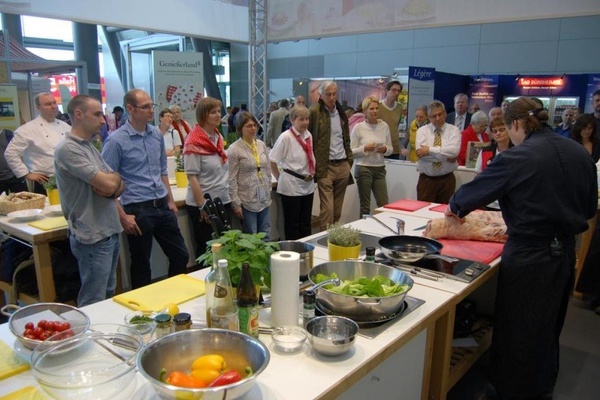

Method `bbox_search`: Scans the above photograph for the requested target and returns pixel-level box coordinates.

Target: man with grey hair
[458,110,490,166]
[308,81,353,231]
[265,98,290,147]
[488,106,503,120]
[445,93,472,131]
[416,100,461,203]
[5,92,71,194]
[554,108,574,138]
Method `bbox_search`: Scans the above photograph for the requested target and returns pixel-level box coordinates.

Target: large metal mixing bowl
[308,261,413,320]
[137,329,270,400]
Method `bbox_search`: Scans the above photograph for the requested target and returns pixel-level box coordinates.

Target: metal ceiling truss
[249,0,267,127]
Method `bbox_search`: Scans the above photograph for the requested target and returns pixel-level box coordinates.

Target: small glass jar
[365,247,376,262]
[154,313,172,338]
[173,312,192,331]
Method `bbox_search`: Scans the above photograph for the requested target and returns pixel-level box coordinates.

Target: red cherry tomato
[37,320,47,330]
[24,322,34,330]
[33,327,44,338]
[24,334,37,340]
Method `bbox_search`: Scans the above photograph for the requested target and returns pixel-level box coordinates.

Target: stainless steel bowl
[278,241,315,277]
[308,261,413,320]
[137,329,270,400]
[8,302,90,350]
[306,316,358,356]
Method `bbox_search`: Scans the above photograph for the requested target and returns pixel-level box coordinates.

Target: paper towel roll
[270,251,300,327]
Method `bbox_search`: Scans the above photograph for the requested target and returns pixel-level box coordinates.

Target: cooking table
[0,268,456,400]
[0,187,189,306]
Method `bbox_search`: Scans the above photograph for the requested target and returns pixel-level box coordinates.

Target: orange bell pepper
[166,370,207,388]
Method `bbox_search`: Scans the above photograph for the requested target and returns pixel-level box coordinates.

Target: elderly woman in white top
[158,108,182,156]
[227,112,272,240]
[270,105,316,240]
[350,95,392,217]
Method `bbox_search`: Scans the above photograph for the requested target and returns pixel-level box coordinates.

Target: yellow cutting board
[113,274,205,311]
[0,386,46,400]
[0,340,29,381]
[28,216,68,231]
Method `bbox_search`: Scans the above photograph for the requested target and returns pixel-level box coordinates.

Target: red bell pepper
[208,370,242,387]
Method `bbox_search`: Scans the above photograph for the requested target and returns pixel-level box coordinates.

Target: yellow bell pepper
[190,368,221,385]
[191,354,226,373]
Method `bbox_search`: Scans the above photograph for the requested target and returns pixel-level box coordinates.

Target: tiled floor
[448,297,600,400]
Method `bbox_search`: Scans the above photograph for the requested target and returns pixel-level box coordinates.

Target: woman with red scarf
[183,97,230,259]
[269,105,316,240]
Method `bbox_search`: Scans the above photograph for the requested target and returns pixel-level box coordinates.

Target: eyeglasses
[132,103,157,111]
[243,123,258,129]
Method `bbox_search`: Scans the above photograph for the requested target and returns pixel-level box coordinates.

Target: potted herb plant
[43,175,60,205]
[174,149,188,188]
[197,230,280,288]
[327,222,362,261]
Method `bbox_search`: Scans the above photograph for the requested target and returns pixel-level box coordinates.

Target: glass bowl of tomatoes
[8,302,90,350]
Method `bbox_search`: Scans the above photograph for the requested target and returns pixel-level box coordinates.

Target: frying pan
[378,235,458,263]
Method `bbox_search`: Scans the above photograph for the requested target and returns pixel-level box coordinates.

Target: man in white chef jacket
[5,92,71,194]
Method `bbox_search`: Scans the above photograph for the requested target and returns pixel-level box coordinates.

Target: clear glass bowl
[31,323,143,400]
[271,326,307,353]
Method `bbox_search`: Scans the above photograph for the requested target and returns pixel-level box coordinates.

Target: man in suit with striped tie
[415,100,461,203]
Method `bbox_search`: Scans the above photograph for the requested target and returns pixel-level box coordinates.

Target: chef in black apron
[446,97,597,399]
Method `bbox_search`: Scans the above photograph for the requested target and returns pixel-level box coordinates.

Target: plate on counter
[44,204,63,216]
[7,209,43,222]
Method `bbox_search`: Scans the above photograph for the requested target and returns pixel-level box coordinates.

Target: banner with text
[468,75,498,115]
[584,74,600,113]
[0,84,20,131]
[407,66,435,127]
[152,51,204,127]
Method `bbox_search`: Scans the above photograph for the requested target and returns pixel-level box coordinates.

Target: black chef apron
[490,235,574,398]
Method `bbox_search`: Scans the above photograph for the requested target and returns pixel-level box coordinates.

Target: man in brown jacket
[308,81,353,231]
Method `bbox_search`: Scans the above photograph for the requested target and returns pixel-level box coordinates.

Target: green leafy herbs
[314,273,409,298]
[42,175,57,191]
[174,149,184,172]
[197,230,280,287]
[327,223,361,247]
[129,315,155,324]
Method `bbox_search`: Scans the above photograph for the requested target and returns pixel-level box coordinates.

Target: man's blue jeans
[70,233,120,307]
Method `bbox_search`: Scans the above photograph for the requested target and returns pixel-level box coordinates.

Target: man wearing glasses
[379,80,404,160]
[102,89,189,289]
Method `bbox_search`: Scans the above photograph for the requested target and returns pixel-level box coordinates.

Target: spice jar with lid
[173,312,192,331]
[154,313,172,338]
[303,290,316,326]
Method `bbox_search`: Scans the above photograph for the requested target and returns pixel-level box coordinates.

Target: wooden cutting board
[0,340,30,381]
[113,274,205,311]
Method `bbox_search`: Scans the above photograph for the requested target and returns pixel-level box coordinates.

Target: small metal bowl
[271,326,307,353]
[7,302,90,350]
[306,316,358,356]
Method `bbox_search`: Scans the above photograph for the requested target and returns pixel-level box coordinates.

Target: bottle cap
[303,290,316,304]
[366,247,375,256]
[173,312,191,324]
[211,243,222,251]
[154,313,172,324]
